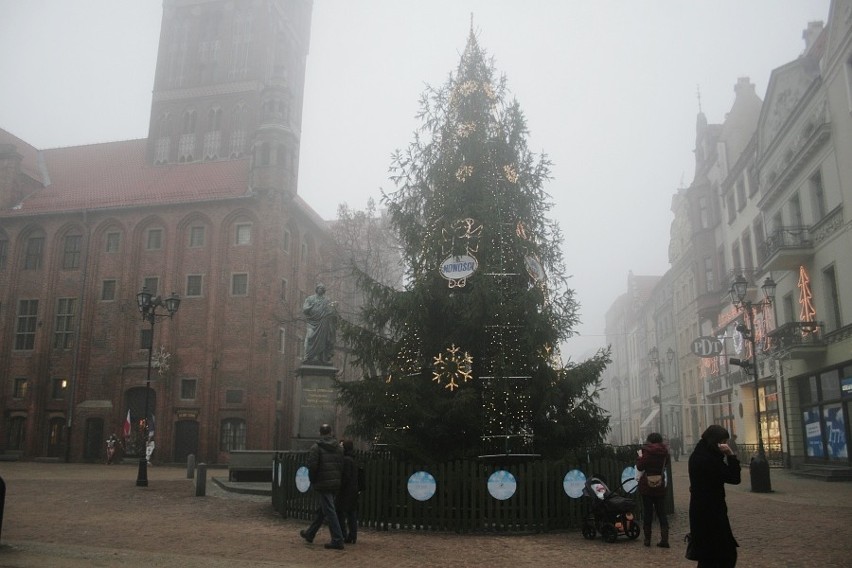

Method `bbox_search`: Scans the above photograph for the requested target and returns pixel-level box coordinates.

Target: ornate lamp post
[648,347,675,435]
[728,274,776,493]
[135,287,180,487]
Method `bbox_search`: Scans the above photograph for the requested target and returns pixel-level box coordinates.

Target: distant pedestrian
[106,434,118,464]
[636,432,670,548]
[688,425,741,567]
[145,437,155,465]
[299,424,346,550]
[670,436,682,462]
[336,439,362,544]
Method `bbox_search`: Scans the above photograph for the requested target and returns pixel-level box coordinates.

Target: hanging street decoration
[432,344,474,391]
[797,265,819,335]
[153,346,171,376]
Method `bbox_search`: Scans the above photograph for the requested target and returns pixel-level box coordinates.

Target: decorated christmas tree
[338,28,609,462]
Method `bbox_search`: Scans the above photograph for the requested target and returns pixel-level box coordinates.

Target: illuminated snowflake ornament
[432,344,474,391]
[152,346,171,376]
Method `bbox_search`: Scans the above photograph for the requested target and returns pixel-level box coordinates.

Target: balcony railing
[759,226,814,271]
[768,321,825,359]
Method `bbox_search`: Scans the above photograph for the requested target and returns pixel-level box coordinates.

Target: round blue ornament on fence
[563,469,586,498]
[620,466,638,494]
[487,469,517,501]
[295,465,311,493]
[407,471,437,501]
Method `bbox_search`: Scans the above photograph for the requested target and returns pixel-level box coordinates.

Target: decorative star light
[432,344,474,391]
[456,164,473,182]
[457,122,476,138]
[153,346,171,376]
[503,164,519,184]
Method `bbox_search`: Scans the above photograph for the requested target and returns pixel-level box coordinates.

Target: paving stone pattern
[0,458,850,567]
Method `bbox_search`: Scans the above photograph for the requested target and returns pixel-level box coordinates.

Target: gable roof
[2,137,252,216]
[0,128,44,184]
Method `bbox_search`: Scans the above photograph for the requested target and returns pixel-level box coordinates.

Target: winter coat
[336,452,360,513]
[688,438,741,563]
[636,441,669,497]
[307,436,344,493]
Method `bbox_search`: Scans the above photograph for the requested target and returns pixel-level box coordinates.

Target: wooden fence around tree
[272,450,672,533]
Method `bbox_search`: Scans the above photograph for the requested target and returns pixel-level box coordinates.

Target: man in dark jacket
[688,425,741,567]
[299,424,345,549]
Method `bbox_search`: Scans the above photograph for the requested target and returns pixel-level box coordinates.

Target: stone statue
[303,283,337,365]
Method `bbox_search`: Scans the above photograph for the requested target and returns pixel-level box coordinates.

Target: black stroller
[581,476,640,543]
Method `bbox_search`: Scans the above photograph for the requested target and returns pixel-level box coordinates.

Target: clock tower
[146,0,311,197]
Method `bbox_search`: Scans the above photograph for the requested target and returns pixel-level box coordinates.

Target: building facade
[0,0,357,465]
[606,1,852,471]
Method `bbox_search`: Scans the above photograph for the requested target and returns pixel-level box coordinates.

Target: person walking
[336,439,361,544]
[299,424,346,550]
[636,432,670,548]
[671,435,682,462]
[145,436,155,465]
[688,425,741,567]
[105,434,118,464]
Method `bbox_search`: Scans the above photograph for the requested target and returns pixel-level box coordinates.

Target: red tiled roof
[3,137,251,215]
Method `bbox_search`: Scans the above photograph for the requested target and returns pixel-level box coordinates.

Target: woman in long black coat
[688,425,741,567]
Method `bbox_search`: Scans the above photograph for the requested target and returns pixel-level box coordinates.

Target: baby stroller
[581,476,640,543]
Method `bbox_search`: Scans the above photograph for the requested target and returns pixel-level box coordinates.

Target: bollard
[0,475,5,544]
[195,463,207,497]
[186,454,196,479]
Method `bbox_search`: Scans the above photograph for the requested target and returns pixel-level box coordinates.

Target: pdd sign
[691,336,723,358]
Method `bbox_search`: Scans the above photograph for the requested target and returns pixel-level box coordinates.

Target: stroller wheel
[600,523,618,543]
[581,524,596,540]
[626,522,641,540]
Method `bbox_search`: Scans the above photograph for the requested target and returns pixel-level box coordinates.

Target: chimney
[734,77,755,97]
[802,21,824,54]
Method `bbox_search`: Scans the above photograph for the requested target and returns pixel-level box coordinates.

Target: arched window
[220,418,246,452]
[182,109,197,134]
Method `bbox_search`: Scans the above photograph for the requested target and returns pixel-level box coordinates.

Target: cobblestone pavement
[1,458,851,567]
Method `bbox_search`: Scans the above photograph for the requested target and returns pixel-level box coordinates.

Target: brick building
[0,0,349,464]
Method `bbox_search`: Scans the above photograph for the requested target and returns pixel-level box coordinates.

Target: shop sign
[691,336,723,358]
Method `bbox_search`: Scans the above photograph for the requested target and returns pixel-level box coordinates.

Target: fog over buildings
[0,1,832,362]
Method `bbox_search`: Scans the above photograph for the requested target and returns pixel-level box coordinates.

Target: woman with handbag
[636,432,670,548]
[687,425,741,567]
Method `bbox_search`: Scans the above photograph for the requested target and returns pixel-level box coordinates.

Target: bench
[227,450,276,482]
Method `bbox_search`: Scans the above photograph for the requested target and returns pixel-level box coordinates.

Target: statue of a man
[302,283,337,365]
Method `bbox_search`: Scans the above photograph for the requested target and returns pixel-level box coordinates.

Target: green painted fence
[271,450,671,533]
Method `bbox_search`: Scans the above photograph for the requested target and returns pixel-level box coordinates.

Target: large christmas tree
[338,29,609,462]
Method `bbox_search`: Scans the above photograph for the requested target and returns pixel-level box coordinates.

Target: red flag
[123,409,131,438]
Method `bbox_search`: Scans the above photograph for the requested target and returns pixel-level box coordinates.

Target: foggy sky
[0,1,831,362]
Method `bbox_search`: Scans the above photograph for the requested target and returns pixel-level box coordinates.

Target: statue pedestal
[293,364,339,449]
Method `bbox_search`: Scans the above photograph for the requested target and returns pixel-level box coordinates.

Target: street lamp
[135,287,180,487]
[728,274,776,493]
[649,347,676,435]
